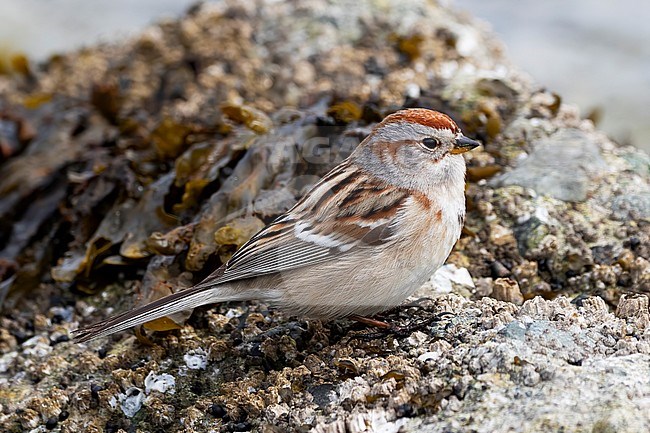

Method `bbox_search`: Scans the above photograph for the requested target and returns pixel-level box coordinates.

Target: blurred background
[0,0,648,151]
[455,0,650,152]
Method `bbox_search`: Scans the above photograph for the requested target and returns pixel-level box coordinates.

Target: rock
[615,294,649,330]
[630,257,650,292]
[419,264,475,296]
[474,277,494,297]
[488,223,517,246]
[308,384,337,409]
[513,206,558,257]
[0,0,649,432]
[490,260,511,278]
[491,277,524,305]
[496,128,607,202]
[610,192,650,221]
[17,408,40,430]
[408,354,650,433]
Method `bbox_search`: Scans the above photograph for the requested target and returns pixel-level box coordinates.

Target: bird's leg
[348,314,392,329]
[349,312,454,340]
[348,298,436,328]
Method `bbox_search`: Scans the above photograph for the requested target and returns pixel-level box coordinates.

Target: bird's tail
[73,285,233,343]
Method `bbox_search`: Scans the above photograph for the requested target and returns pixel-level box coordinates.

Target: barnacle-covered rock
[0,0,649,432]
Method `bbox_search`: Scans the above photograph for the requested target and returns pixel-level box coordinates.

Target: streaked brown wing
[194,162,409,288]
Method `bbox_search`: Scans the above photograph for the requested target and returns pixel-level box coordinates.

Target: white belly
[274,194,464,319]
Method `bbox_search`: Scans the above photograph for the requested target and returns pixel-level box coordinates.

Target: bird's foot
[348,311,453,340]
[348,314,392,329]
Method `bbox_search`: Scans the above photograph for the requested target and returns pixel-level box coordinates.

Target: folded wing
[195,161,409,288]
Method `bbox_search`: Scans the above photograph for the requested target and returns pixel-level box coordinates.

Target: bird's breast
[395,189,465,272]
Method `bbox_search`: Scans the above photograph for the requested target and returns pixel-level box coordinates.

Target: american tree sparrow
[74,108,479,342]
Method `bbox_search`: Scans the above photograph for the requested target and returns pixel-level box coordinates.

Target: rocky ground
[0,1,648,432]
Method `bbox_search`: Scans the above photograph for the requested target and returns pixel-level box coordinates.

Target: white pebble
[116,387,144,418]
[145,371,176,395]
[184,348,208,370]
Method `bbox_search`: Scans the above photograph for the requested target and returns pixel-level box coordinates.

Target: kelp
[213,216,265,263]
[467,165,501,182]
[172,138,244,214]
[51,172,175,283]
[221,103,273,134]
[151,116,193,158]
[0,113,35,161]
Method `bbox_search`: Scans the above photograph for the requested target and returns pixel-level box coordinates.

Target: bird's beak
[451,135,480,154]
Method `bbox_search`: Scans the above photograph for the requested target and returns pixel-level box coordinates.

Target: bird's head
[354,108,480,191]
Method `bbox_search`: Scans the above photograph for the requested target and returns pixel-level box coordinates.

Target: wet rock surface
[0,0,648,432]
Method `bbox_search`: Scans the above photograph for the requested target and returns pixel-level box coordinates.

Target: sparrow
[73,108,479,342]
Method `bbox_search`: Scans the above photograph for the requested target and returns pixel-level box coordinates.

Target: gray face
[414,125,459,161]
[352,121,468,194]
[372,120,459,158]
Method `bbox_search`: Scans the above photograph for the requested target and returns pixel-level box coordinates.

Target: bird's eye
[422,137,439,149]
